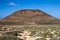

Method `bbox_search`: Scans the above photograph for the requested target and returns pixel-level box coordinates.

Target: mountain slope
[0,9,60,25]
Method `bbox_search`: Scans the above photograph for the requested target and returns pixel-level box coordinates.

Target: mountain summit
[0,9,60,25]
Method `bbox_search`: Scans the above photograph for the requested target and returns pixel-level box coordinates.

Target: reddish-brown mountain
[0,9,60,25]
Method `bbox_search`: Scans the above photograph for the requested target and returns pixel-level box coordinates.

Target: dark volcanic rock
[0,9,60,25]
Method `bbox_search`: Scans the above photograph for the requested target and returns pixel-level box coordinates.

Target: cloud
[8,2,16,6]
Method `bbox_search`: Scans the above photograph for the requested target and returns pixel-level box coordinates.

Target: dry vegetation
[0,25,60,40]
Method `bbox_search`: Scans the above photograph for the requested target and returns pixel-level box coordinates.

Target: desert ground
[0,24,60,40]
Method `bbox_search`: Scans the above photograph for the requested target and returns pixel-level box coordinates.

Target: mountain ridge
[0,9,60,25]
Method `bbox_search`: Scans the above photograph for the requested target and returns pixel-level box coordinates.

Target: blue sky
[0,0,60,19]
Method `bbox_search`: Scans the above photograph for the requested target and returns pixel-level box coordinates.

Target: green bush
[0,36,23,40]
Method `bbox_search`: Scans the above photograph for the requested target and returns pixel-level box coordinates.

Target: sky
[0,0,60,19]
